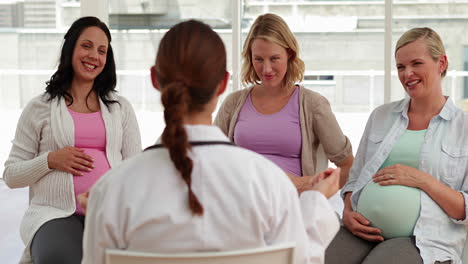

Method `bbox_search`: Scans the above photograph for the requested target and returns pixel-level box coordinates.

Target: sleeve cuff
[340,184,354,200]
[4,152,53,188]
[24,152,54,184]
[299,190,340,244]
[299,190,338,222]
[329,136,353,164]
[451,191,468,224]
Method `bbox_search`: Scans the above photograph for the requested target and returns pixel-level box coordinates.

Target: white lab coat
[82,125,339,264]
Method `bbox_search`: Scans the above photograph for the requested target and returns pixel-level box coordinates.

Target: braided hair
[154,20,227,215]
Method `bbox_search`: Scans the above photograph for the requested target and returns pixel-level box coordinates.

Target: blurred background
[1,1,468,155]
[1,0,468,261]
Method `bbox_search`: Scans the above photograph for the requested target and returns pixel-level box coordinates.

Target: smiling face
[72,26,109,84]
[395,38,446,99]
[251,38,289,89]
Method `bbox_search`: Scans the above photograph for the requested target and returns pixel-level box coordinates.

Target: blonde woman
[326,27,467,264]
[215,13,353,192]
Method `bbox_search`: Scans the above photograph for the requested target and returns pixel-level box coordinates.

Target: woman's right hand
[48,146,94,175]
[310,167,340,198]
[342,208,384,242]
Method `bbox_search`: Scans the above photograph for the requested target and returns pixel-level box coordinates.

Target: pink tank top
[68,108,110,215]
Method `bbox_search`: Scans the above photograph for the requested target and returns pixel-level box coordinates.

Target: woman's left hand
[373,164,430,188]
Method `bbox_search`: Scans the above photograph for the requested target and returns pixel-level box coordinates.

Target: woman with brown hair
[83,20,341,264]
[3,16,141,264]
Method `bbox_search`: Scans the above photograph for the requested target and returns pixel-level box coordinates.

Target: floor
[0,179,344,263]
[3,178,468,263]
[0,179,28,263]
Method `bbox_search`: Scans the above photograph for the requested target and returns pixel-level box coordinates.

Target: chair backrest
[105,243,295,264]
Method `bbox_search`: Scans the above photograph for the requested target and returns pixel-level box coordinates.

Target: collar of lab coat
[155,125,230,144]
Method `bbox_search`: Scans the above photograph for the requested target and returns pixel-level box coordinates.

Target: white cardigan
[3,93,142,263]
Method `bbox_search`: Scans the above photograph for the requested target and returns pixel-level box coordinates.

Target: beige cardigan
[3,93,142,263]
[214,85,352,176]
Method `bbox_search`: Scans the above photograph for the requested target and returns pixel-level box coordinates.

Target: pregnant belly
[73,148,110,195]
[356,181,421,239]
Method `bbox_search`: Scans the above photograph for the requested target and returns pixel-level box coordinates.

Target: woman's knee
[32,248,82,264]
[362,237,422,264]
[31,216,84,264]
[325,226,376,264]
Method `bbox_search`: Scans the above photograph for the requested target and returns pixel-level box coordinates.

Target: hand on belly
[73,148,110,194]
[357,181,421,239]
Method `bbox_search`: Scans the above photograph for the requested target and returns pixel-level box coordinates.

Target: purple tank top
[234,86,302,176]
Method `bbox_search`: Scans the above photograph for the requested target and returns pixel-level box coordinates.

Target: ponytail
[160,81,204,216]
[155,20,226,216]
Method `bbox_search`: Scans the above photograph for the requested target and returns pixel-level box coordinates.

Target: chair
[105,242,295,264]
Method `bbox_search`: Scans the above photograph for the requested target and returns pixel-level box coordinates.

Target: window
[2,0,468,176]
[108,0,235,110]
[107,0,234,146]
[243,0,386,113]
[391,0,468,104]
[0,0,81,175]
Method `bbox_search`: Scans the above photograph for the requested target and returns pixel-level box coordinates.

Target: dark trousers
[325,226,424,264]
[31,215,85,264]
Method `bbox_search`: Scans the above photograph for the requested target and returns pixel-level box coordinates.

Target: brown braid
[154,20,226,216]
[160,81,203,215]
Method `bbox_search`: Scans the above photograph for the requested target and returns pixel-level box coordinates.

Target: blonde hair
[242,13,305,88]
[395,27,448,77]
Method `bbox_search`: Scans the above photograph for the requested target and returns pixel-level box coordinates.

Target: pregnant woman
[3,16,141,264]
[215,13,353,192]
[326,27,468,264]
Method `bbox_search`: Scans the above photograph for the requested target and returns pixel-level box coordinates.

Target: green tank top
[357,129,425,239]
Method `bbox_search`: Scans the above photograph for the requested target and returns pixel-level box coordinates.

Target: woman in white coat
[83,20,340,264]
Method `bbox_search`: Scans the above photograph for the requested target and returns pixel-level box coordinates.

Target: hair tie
[174,80,187,88]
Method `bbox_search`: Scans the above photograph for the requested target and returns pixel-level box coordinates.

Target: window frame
[79,0,394,104]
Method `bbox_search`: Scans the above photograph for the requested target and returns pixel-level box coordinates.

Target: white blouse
[83,125,339,264]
